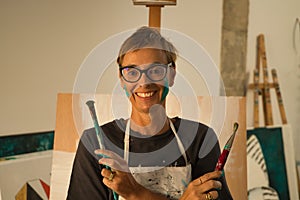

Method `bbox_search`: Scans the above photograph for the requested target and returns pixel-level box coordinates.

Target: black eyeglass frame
[119,62,174,83]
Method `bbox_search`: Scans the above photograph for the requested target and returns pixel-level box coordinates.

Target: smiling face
[119,48,175,115]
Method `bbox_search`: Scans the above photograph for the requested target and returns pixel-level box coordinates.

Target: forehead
[122,48,168,66]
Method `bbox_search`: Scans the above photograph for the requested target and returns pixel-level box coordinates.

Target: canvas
[247,125,299,200]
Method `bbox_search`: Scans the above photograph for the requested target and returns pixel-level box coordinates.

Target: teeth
[136,92,154,98]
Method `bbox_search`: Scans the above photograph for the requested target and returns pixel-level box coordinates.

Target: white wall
[0,0,299,158]
[246,0,300,160]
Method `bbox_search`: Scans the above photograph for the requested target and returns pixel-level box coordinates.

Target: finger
[203,191,219,200]
[101,169,128,193]
[95,149,127,165]
[202,180,222,192]
[102,175,114,187]
[193,171,222,186]
[102,172,115,190]
[101,168,114,179]
[95,149,130,172]
[99,157,131,173]
[99,157,121,169]
[201,171,222,183]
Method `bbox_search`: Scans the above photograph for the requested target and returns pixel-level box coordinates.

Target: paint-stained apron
[119,119,191,200]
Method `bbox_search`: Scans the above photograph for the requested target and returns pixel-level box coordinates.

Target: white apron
[119,119,191,200]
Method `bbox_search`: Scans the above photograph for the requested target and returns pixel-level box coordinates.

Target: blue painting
[247,127,289,199]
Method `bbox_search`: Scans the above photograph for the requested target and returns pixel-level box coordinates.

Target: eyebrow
[120,61,164,68]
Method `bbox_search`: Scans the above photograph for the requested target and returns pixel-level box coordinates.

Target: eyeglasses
[119,62,173,83]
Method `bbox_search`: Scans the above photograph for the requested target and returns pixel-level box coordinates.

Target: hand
[180,171,222,200]
[94,149,144,200]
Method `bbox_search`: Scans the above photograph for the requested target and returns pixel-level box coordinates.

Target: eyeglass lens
[121,64,167,82]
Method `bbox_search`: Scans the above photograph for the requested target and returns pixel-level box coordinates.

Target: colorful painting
[247,126,299,199]
[15,179,50,200]
[0,131,53,199]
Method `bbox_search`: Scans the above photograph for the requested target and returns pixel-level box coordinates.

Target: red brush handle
[215,148,230,171]
[215,122,239,171]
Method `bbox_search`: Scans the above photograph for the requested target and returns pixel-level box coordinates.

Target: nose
[138,72,152,86]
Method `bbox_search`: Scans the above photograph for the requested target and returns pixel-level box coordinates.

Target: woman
[67,26,233,200]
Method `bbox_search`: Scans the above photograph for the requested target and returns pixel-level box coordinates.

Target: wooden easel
[132,0,176,28]
[249,34,287,127]
[248,35,300,199]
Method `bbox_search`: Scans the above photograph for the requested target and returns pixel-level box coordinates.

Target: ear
[168,64,176,87]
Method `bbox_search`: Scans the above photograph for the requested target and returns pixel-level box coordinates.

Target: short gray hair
[117,26,177,66]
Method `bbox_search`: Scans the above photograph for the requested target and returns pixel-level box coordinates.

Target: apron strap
[124,119,130,162]
[169,119,188,164]
[123,119,188,165]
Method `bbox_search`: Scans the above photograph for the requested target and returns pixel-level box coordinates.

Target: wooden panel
[196,96,246,200]
[54,94,79,152]
[221,97,246,200]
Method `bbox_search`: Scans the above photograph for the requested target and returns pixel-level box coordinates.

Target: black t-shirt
[67,117,233,199]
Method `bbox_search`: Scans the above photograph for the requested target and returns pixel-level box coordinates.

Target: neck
[130,105,170,136]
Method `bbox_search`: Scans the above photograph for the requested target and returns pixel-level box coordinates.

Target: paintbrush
[86,100,118,200]
[86,100,105,149]
[215,122,239,171]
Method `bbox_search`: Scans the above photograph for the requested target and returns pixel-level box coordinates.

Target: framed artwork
[0,131,53,200]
